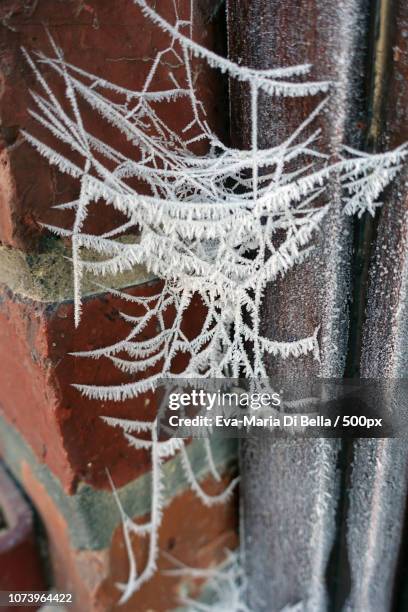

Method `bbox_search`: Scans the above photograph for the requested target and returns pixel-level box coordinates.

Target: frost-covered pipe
[345,2,408,609]
[227,1,372,610]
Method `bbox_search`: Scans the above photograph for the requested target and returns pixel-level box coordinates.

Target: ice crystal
[163,550,250,611]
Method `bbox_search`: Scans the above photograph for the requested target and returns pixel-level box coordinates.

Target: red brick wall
[0,2,237,609]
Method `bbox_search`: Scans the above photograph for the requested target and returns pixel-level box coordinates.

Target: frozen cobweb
[23,0,406,606]
[162,550,250,611]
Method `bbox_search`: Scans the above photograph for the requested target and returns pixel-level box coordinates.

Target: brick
[24,466,237,612]
[0,462,46,607]
[0,273,207,492]
[0,0,227,250]
[0,417,238,612]
[0,3,235,608]
[0,0,224,490]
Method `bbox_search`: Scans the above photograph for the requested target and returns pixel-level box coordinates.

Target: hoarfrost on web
[23,0,406,603]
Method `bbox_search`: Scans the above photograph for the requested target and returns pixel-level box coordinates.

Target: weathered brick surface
[0,2,235,607]
[0,462,46,606]
[23,463,237,612]
[0,0,222,494]
[0,0,226,492]
[0,0,227,250]
[0,416,237,612]
[0,280,207,492]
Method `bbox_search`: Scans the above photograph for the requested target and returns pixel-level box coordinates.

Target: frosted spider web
[23,0,406,606]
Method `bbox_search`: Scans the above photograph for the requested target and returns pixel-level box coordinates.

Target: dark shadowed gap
[324,439,353,612]
[392,492,408,611]
[0,507,7,530]
[345,0,394,379]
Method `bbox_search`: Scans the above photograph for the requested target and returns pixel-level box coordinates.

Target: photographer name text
[168,414,383,430]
